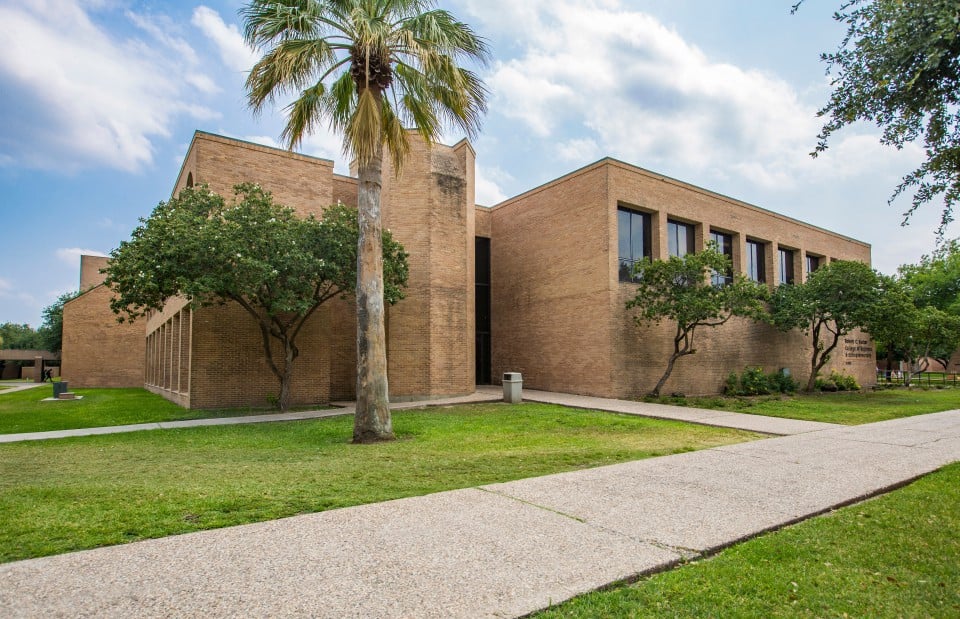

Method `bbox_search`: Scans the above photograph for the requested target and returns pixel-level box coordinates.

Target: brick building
[62,130,875,407]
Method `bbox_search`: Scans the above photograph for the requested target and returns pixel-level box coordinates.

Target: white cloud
[475,165,512,205]
[55,248,108,271]
[125,10,199,65]
[192,6,258,73]
[0,0,218,172]
[458,0,919,199]
[556,138,602,164]
[185,73,221,95]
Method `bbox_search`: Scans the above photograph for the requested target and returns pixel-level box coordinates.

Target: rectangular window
[806,254,821,277]
[667,220,695,258]
[746,240,765,283]
[779,248,795,285]
[709,230,733,286]
[617,207,651,282]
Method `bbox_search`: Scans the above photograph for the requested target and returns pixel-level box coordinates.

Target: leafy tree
[38,291,80,354]
[626,247,768,397]
[803,0,960,231]
[769,260,881,391]
[864,274,914,374]
[0,323,41,350]
[898,238,960,316]
[105,184,408,412]
[243,0,489,442]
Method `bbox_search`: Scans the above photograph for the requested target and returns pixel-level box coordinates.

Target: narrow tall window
[618,207,651,281]
[667,220,695,258]
[806,254,821,278]
[779,248,795,285]
[746,240,765,283]
[709,230,733,286]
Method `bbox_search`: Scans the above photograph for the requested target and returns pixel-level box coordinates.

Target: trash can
[502,372,522,403]
[53,381,69,399]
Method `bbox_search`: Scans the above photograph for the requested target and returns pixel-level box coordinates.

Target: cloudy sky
[0,0,955,327]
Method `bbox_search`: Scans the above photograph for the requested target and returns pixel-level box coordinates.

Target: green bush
[724,367,797,396]
[814,371,860,392]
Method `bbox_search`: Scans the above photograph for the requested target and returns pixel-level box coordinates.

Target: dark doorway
[475,236,492,384]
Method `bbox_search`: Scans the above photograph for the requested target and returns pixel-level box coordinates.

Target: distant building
[62,130,876,407]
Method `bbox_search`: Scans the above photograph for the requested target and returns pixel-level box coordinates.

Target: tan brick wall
[79,255,110,290]
[332,174,358,207]
[379,135,476,400]
[475,206,492,237]
[186,303,330,409]
[488,159,875,397]
[489,164,616,396]
[175,132,335,219]
[605,160,874,394]
[61,285,145,387]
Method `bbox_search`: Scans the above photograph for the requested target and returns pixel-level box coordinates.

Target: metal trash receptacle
[502,372,522,403]
[53,381,69,399]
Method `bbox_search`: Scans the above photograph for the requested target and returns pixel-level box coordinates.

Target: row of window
[617,206,824,284]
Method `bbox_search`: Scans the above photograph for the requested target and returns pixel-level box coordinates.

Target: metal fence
[876,371,959,387]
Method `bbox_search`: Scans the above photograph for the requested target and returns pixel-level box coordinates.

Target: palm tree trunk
[353,141,395,443]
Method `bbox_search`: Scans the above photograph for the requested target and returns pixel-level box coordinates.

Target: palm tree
[243,0,489,443]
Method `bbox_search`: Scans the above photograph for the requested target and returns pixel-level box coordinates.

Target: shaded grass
[0,402,758,563]
[0,387,327,434]
[649,388,960,425]
[537,462,960,618]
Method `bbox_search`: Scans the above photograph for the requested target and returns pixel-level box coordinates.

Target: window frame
[617,206,652,282]
[778,247,795,285]
[746,239,766,283]
[667,219,696,258]
[708,229,734,286]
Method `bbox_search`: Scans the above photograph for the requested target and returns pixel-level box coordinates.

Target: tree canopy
[105,184,408,411]
[626,246,768,397]
[0,323,41,350]
[769,260,881,391]
[38,291,80,354]
[243,0,490,443]
[808,0,960,231]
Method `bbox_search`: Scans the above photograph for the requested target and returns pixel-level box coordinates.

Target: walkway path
[1,392,958,618]
[0,382,46,395]
[0,390,501,444]
[0,386,832,443]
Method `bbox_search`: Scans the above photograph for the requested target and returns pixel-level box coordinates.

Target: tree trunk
[353,141,395,443]
[649,352,682,397]
[278,337,296,412]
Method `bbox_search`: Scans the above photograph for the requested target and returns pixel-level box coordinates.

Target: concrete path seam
[476,487,588,523]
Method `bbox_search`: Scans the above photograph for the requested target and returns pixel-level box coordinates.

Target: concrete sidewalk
[1,406,958,618]
[518,387,841,435]
[0,390,502,443]
[0,386,830,444]
[0,382,46,395]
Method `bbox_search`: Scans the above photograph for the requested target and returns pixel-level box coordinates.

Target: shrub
[769,370,799,394]
[724,367,797,396]
[814,371,860,392]
[829,370,861,391]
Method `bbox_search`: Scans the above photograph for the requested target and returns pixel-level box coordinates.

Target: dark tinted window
[668,220,695,257]
[746,240,765,283]
[709,230,733,286]
[618,207,651,281]
[779,248,795,285]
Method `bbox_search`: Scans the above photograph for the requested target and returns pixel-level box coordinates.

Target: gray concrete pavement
[517,387,841,435]
[0,384,827,444]
[0,390,502,443]
[0,382,46,395]
[1,401,958,618]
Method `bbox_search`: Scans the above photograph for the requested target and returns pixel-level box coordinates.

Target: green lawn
[652,388,960,425]
[0,402,758,563]
[0,387,328,434]
[538,462,960,618]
